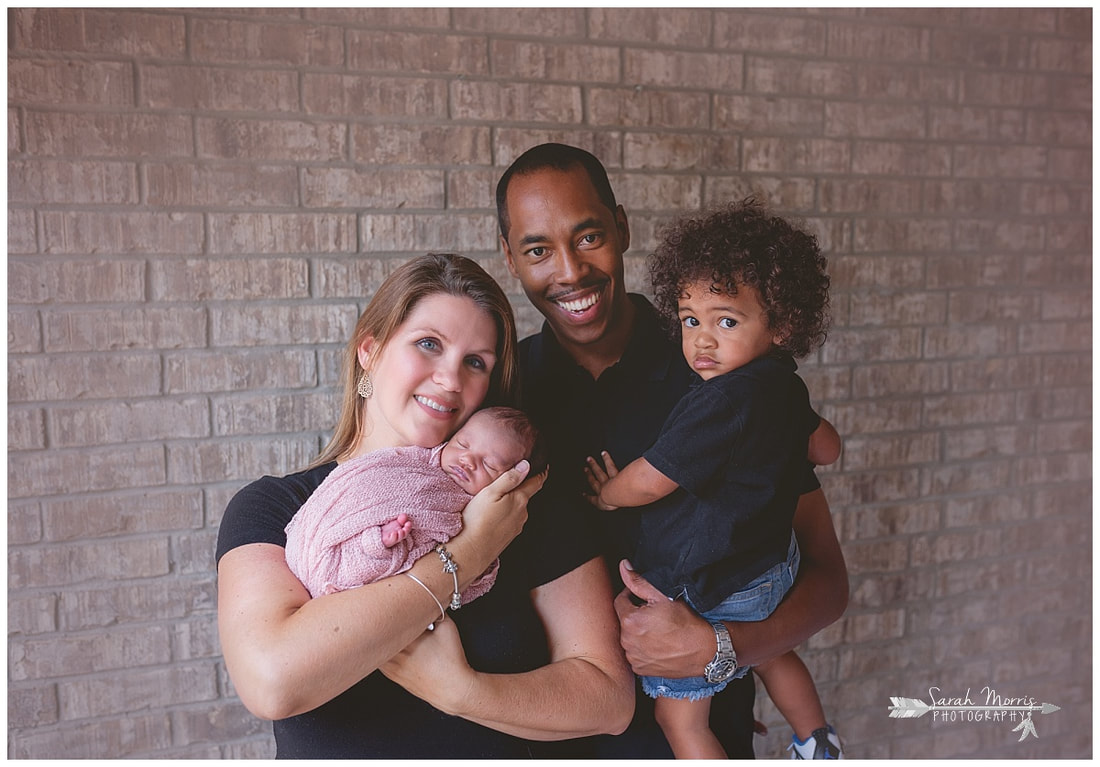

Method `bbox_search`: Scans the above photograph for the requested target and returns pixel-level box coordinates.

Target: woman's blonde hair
[313,253,519,467]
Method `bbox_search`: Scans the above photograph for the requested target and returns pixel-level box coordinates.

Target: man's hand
[583,451,620,511]
[612,560,713,678]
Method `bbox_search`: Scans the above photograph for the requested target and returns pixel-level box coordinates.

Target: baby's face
[440,414,528,495]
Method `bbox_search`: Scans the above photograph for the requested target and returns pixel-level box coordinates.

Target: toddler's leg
[654,695,727,759]
[753,650,826,741]
[379,513,412,548]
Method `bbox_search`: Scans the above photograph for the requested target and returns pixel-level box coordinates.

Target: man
[497,143,849,757]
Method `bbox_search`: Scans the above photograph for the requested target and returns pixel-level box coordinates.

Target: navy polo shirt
[638,353,820,614]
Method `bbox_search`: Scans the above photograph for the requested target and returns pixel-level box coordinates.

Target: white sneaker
[788,725,843,759]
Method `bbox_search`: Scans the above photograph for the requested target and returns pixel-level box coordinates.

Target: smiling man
[496,143,849,758]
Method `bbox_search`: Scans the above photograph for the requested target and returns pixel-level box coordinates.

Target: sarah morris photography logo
[889,686,1061,742]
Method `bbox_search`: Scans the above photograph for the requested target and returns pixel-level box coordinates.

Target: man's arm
[614,487,847,675]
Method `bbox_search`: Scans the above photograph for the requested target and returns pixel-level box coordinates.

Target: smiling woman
[215,253,634,758]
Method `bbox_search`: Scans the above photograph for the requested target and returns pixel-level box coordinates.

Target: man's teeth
[415,396,454,413]
[557,293,599,313]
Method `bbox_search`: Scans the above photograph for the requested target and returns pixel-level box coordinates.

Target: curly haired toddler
[585,199,843,759]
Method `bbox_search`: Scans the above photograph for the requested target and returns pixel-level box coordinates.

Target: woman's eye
[417,338,440,351]
[719,318,737,329]
[465,356,487,371]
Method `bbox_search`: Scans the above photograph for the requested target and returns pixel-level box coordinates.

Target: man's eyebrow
[517,218,605,248]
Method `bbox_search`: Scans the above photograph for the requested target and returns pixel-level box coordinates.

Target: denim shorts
[641,534,800,701]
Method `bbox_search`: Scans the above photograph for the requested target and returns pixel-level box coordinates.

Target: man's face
[500,165,630,350]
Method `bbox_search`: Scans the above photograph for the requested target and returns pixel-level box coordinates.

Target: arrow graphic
[888,696,1061,718]
[888,696,1061,741]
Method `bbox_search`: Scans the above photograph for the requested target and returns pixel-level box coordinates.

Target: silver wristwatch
[703,622,738,684]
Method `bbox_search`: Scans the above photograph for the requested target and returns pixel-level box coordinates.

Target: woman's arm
[217,464,544,720]
[381,556,636,740]
[614,487,848,675]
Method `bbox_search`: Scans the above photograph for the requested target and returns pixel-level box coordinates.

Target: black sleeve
[215,464,335,566]
[520,475,603,590]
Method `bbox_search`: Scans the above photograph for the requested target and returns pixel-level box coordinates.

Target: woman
[216,254,635,757]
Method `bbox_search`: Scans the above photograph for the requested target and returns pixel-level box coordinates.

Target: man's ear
[501,235,519,278]
[615,205,631,253]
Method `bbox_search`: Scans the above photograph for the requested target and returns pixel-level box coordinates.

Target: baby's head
[440,407,545,495]
[649,198,830,364]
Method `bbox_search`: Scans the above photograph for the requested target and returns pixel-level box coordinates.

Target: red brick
[8,59,134,106]
[716,94,824,136]
[494,40,620,83]
[40,211,203,255]
[150,257,308,301]
[43,307,207,352]
[589,87,710,129]
[625,49,742,91]
[714,11,826,54]
[455,7,584,36]
[303,73,448,118]
[306,7,450,28]
[142,64,298,112]
[301,167,444,209]
[196,117,347,161]
[146,163,298,207]
[453,80,582,123]
[348,29,488,74]
[825,101,926,139]
[208,212,356,254]
[164,349,318,394]
[9,353,161,403]
[60,664,217,719]
[623,133,739,171]
[192,18,343,67]
[742,137,850,173]
[590,7,711,45]
[353,124,490,165]
[10,159,138,204]
[747,56,855,96]
[24,111,194,157]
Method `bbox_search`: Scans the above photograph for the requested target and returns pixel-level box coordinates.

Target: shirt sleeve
[215,465,332,566]
[519,473,603,590]
[643,383,742,497]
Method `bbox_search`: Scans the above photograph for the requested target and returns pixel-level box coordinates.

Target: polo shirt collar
[534,293,680,384]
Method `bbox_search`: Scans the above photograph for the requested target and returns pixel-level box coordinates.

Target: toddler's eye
[719,318,737,329]
[682,317,700,328]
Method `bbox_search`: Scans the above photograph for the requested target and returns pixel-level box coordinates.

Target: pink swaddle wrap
[285,444,499,602]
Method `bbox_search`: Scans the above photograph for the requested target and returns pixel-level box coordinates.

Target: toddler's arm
[585,451,679,511]
[807,417,841,466]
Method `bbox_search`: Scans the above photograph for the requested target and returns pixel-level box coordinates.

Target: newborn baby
[285,407,541,602]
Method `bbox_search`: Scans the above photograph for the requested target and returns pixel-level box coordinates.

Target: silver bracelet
[405,572,445,630]
[434,544,462,611]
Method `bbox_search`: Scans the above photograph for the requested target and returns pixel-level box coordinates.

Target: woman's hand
[454,460,547,581]
[379,619,476,716]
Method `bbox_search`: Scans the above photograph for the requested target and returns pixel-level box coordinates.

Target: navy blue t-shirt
[639,353,820,614]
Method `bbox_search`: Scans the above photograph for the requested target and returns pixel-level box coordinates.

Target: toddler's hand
[584,451,620,511]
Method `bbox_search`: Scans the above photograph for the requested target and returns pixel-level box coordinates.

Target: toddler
[286,407,543,607]
[585,199,843,759]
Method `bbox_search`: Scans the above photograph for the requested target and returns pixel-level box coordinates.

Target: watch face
[705,658,737,684]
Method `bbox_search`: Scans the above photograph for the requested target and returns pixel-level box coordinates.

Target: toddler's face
[440,413,528,495]
[678,279,780,380]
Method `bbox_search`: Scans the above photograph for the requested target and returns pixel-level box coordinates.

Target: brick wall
[8,7,1091,758]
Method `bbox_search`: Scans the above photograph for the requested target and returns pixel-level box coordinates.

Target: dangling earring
[357,371,373,399]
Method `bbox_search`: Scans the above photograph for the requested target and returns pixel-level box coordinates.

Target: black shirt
[517,294,780,759]
[640,353,820,613]
[216,460,600,758]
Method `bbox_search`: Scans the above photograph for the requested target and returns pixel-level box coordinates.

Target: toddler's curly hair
[648,198,830,359]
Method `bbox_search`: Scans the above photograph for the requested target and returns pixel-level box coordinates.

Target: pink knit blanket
[285,444,499,602]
